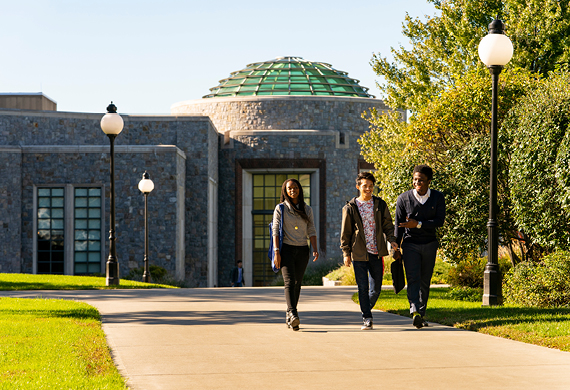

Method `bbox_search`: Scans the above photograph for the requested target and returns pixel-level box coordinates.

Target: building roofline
[0,92,57,104]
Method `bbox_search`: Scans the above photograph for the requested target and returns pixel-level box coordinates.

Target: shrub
[446,255,511,288]
[444,286,483,302]
[123,265,187,287]
[446,256,486,288]
[503,251,570,307]
[324,265,356,285]
[302,262,339,286]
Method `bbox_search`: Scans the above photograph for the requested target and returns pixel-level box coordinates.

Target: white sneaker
[361,318,373,330]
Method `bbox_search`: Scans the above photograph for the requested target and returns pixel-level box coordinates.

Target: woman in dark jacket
[272,178,319,331]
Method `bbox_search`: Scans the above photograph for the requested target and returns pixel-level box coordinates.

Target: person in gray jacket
[272,178,319,331]
[340,172,399,330]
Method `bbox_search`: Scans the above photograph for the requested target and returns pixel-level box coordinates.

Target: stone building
[0,57,403,287]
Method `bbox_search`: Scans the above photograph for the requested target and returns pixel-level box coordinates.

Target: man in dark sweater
[395,165,445,328]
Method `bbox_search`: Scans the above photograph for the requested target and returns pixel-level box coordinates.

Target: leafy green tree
[360,69,537,263]
[506,69,570,256]
[373,0,570,112]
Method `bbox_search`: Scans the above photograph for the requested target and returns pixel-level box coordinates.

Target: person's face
[286,181,300,201]
[413,172,431,196]
[356,179,374,200]
[237,262,242,268]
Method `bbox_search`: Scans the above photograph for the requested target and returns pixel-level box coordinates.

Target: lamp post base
[106,259,120,286]
[482,263,502,306]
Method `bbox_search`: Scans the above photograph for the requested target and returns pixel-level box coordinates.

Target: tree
[373,0,570,113]
[506,69,570,257]
[360,69,538,263]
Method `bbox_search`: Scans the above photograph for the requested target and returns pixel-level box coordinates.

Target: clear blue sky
[0,0,436,114]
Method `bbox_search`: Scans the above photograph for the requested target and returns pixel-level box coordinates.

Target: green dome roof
[203,56,375,99]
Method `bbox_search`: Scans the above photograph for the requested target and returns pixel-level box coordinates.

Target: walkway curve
[2,286,570,389]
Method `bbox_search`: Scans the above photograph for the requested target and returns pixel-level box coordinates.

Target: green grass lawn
[0,273,176,388]
[0,297,127,389]
[358,288,570,352]
[0,273,177,290]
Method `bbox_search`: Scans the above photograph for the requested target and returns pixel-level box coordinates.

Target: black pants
[402,241,439,316]
[281,243,310,316]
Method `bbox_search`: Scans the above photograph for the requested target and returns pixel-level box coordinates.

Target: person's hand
[274,252,281,269]
[343,256,352,267]
[392,250,402,261]
[312,251,319,262]
[398,218,418,228]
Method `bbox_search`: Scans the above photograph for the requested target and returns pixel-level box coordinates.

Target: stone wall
[171,95,400,132]
[0,110,217,286]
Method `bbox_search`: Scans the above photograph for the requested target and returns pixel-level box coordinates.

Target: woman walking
[272,178,319,331]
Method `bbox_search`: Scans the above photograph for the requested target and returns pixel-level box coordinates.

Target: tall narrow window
[252,173,310,286]
[74,188,102,274]
[37,188,65,274]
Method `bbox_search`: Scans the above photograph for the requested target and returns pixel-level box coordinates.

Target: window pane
[52,220,64,229]
[51,208,64,218]
[38,208,50,218]
[38,219,50,229]
[38,189,50,197]
[88,263,101,273]
[75,263,87,273]
[74,188,85,196]
[75,241,87,251]
[88,241,101,251]
[89,197,101,207]
[75,230,87,240]
[88,230,101,240]
[76,219,88,229]
[75,252,87,262]
[52,189,64,197]
[76,209,87,218]
[89,188,101,197]
[88,220,100,229]
[88,252,100,262]
[89,209,100,218]
[75,197,87,207]
[52,198,64,207]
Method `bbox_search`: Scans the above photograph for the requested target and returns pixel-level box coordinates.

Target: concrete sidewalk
[3,286,570,389]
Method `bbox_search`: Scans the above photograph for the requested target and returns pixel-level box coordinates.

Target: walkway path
[3,286,570,389]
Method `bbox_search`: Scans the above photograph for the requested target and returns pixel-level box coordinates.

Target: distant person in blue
[230,260,244,287]
[395,165,445,328]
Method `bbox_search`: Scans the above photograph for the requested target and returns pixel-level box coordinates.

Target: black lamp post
[478,19,513,306]
[100,102,124,286]
[138,171,154,283]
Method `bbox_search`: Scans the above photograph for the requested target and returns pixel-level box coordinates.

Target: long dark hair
[280,178,310,222]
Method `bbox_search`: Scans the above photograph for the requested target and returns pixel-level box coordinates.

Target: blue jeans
[402,241,439,316]
[353,253,384,319]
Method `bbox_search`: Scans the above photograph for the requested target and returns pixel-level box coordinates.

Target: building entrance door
[251,173,311,286]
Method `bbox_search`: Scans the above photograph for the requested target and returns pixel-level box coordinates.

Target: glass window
[36,188,65,274]
[74,188,102,275]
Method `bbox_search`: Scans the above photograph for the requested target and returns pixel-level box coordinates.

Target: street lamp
[478,18,513,306]
[138,171,154,283]
[100,102,124,286]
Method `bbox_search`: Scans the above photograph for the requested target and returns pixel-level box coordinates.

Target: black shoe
[422,319,429,328]
[290,316,300,330]
[413,314,424,329]
[286,313,291,328]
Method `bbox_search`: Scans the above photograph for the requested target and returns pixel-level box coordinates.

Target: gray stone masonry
[0,109,217,287]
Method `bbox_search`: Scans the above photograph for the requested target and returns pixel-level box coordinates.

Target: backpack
[267,203,284,273]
